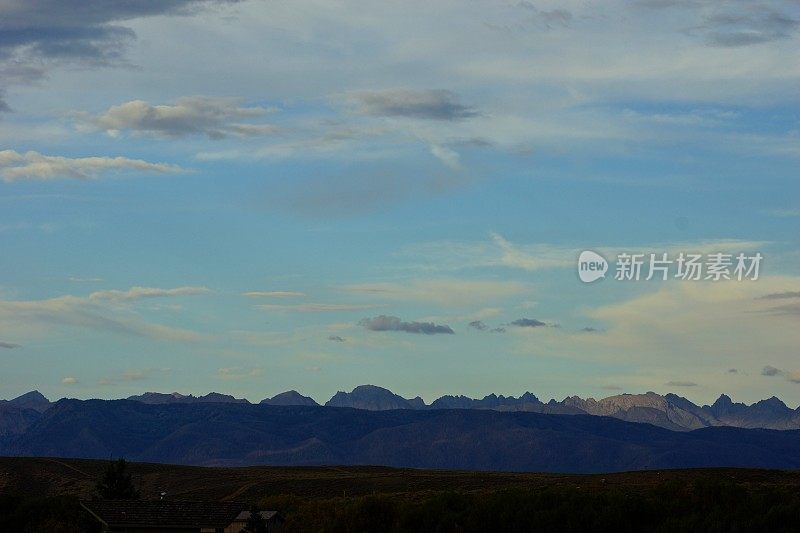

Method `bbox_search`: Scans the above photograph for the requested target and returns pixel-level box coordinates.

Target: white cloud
[496,275,800,401]
[5,0,799,174]
[98,367,172,385]
[591,277,796,373]
[399,234,769,273]
[490,233,572,270]
[89,286,211,301]
[196,124,392,162]
[243,291,306,298]
[0,291,209,343]
[0,150,184,182]
[256,303,385,312]
[429,144,461,169]
[61,376,78,385]
[76,97,278,139]
[216,366,262,380]
[342,278,531,307]
[665,380,697,387]
[766,208,800,218]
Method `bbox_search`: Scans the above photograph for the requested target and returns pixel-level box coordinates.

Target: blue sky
[0,0,799,405]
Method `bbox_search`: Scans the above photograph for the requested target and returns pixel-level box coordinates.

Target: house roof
[233,510,279,521]
[80,500,249,528]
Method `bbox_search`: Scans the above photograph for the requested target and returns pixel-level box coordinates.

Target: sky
[0,0,798,406]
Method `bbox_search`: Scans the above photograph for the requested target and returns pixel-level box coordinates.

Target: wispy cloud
[758,291,800,300]
[549,277,800,391]
[0,293,208,343]
[263,170,423,218]
[342,278,531,307]
[0,150,184,182]
[99,367,171,385]
[665,380,698,387]
[216,366,262,380]
[75,97,278,139]
[0,222,62,234]
[61,376,78,385]
[89,286,210,302]
[697,9,799,48]
[399,234,768,273]
[350,89,478,121]
[0,341,20,349]
[764,208,800,218]
[490,233,573,271]
[765,302,800,316]
[197,125,389,162]
[398,234,575,272]
[257,303,384,312]
[243,291,306,299]
[429,143,462,169]
[758,289,800,316]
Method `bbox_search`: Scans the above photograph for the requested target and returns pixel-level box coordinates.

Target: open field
[2,456,800,501]
[4,457,800,531]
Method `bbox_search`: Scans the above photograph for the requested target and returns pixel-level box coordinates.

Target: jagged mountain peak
[7,390,52,412]
[714,393,734,407]
[127,391,248,404]
[754,396,789,410]
[12,390,49,402]
[261,390,319,407]
[352,384,395,394]
[6,386,797,433]
[7,398,800,472]
[519,392,540,402]
[325,384,422,410]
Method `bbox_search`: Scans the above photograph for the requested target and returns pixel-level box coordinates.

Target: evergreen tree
[244,506,268,533]
[96,458,140,500]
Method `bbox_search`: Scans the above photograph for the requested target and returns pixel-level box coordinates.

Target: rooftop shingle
[81,500,248,528]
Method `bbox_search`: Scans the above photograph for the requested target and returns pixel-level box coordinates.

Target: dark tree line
[96,457,140,500]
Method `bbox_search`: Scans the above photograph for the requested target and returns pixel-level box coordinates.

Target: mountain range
[2,398,800,473]
[3,386,800,438]
[127,391,249,405]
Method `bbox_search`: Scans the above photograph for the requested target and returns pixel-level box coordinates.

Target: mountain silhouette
[325,385,425,410]
[3,386,800,446]
[126,392,248,404]
[3,399,800,473]
[4,390,51,412]
[261,390,319,406]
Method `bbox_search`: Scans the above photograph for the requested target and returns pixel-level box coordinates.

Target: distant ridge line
[2,385,800,432]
